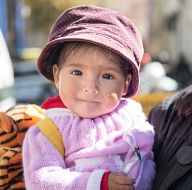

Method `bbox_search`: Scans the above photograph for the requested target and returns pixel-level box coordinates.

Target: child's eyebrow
[99,65,121,72]
[65,63,81,67]
[65,61,121,72]
[67,63,119,70]
[99,61,122,71]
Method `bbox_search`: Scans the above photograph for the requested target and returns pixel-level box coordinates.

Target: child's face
[53,44,131,118]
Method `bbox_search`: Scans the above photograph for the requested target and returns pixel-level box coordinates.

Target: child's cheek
[105,92,120,102]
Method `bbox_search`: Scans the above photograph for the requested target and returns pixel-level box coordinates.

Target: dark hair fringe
[119,57,133,77]
[46,44,65,81]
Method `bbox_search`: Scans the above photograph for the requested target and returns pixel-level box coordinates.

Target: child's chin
[77,111,102,119]
[78,113,100,119]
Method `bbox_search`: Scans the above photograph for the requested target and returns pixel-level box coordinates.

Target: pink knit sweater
[23,99,155,190]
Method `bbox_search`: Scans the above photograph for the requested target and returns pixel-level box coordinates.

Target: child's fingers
[116,175,135,185]
[108,172,135,190]
[118,185,135,190]
[109,183,135,190]
[110,172,135,185]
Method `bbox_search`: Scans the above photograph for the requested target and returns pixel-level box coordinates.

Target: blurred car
[0,28,15,111]
[13,59,57,105]
[139,61,178,93]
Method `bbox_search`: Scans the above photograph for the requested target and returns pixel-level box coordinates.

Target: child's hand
[108,172,135,190]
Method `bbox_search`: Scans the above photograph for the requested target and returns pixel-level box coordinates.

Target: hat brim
[37,33,140,97]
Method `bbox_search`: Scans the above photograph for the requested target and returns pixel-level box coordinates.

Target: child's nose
[82,79,98,94]
[83,88,98,94]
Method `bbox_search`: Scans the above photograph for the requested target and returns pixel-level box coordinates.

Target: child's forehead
[62,42,120,62]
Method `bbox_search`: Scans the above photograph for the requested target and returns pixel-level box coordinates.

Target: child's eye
[102,73,114,80]
[70,70,82,76]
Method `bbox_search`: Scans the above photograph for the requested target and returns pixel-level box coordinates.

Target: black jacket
[148,85,192,190]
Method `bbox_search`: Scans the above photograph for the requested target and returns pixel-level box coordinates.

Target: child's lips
[81,99,99,103]
[78,97,100,103]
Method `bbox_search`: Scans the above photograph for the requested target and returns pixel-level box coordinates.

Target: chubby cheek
[106,92,120,100]
[104,92,121,108]
[104,85,124,100]
[59,82,75,99]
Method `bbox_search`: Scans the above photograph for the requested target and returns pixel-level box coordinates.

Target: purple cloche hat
[37,5,144,97]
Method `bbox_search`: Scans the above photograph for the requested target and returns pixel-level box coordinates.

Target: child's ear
[123,74,132,96]
[53,64,59,88]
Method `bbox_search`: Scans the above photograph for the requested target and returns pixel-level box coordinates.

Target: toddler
[23,5,155,190]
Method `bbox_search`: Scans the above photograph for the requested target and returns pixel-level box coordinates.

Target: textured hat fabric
[37,5,144,97]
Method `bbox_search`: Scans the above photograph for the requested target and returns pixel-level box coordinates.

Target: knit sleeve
[22,126,105,190]
[122,100,156,190]
[124,138,156,190]
[135,152,156,190]
[126,124,156,190]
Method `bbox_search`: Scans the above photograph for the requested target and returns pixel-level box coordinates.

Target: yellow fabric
[36,117,65,158]
[133,92,173,115]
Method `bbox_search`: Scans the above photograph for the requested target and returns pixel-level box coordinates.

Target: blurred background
[0,0,192,114]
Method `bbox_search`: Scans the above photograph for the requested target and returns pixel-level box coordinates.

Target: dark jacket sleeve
[148,85,192,190]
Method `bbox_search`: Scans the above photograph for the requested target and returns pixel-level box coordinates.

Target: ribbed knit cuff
[86,170,106,190]
[100,171,111,190]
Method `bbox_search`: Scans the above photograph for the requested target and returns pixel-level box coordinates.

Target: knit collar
[41,96,66,109]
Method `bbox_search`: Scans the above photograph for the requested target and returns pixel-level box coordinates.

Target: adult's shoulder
[148,84,192,129]
[148,84,192,190]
